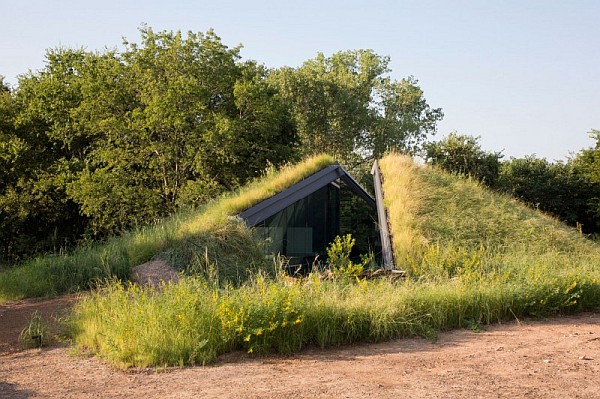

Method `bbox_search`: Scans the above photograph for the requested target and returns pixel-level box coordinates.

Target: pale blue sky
[2,0,599,160]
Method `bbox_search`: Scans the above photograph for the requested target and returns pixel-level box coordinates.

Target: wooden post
[371,160,395,271]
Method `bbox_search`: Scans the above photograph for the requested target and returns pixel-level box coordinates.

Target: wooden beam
[371,160,395,271]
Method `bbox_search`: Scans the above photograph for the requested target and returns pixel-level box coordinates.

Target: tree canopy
[0,27,443,263]
[424,132,502,186]
[270,50,443,161]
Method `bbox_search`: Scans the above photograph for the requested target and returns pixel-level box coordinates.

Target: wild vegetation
[379,153,600,272]
[19,311,47,349]
[70,154,600,368]
[425,132,600,234]
[0,154,334,303]
[2,24,600,370]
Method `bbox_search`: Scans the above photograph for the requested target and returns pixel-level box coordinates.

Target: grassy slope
[379,153,600,317]
[379,153,600,274]
[0,154,336,303]
[178,154,335,235]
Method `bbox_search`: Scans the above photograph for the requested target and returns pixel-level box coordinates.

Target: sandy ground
[0,294,78,354]
[1,295,599,398]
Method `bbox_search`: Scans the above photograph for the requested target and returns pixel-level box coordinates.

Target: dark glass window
[254,184,339,265]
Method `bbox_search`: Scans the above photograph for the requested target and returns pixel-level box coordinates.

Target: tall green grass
[0,154,336,303]
[0,216,183,302]
[72,268,600,368]
[379,153,600,277]
[377,155,426,264]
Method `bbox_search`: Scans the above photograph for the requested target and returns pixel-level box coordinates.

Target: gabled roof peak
[239,163,375,227]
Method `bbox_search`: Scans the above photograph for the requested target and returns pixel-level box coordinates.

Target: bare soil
[130,260,180,287]
[0,260,176,354]
[0,294,79,354]
[1,295,599,398]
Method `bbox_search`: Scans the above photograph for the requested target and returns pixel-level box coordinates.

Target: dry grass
[179,154,335,235]
[378,153,427,267]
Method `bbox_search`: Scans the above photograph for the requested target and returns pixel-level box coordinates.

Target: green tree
[370,76,443,157]
[64,28,297,233]
[498,155,599,233]
[227,62,298,183]
[424,133,503,186]
[270,50,442,161]
[2,27,299,258]
[571,129,600,229]
[0,76,19,189]
[1,68,87,262]
[573,130,600,183]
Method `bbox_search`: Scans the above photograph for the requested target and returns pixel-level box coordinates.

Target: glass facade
[254,184,340,266]
[339,183,381,260]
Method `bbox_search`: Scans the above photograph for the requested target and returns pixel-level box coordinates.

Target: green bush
[326,234,373,280]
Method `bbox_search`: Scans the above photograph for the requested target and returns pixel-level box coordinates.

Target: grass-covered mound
[70,153,600,369]
[378,153,600,315]
[378,153,600,279]
[0,155,336,303]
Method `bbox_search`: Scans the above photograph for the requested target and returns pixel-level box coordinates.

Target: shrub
[326,234,373,280]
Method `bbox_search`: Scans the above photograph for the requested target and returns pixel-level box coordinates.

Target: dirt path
[0,294,78,354]
[1,296,599,398]
[0,260,174,354]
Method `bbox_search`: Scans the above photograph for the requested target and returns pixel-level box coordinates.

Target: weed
[19,311,47,349]
[326,234,373,280]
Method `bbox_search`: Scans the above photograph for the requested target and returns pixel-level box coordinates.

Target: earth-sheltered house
[237,160,395,272]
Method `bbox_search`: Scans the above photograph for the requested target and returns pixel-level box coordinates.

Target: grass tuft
[19,311,47,349]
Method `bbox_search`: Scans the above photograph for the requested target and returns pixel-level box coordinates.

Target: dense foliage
[498,156,600,234]
[424,132,503,186]
[270,51,443,159]
[0,27,441,263]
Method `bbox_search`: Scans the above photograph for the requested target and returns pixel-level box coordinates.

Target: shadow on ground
[0,382,35,398]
